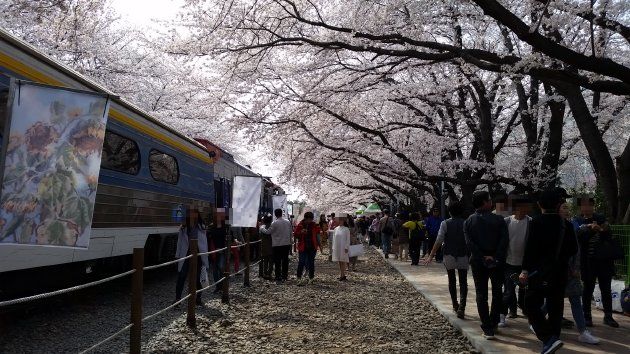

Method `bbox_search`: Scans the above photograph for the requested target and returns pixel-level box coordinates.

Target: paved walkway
[384,251,630,353]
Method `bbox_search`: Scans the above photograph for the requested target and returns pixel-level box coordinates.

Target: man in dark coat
[464,191,509,340]
[520,188,578,354]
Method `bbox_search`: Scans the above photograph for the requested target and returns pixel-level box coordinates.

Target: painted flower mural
[0,82,109,248]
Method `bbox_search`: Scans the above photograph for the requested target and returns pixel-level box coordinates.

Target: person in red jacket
[294,211,322,283]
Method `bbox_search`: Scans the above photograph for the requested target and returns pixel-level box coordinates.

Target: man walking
[464,191,508,340]
[425,208,444,261]
[294,212,321,283]
[261,208,293,283]
[520,189,578,354]
[499,193,531,327]
[379,210,395,258]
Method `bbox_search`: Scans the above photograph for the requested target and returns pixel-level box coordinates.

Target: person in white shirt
[499,194,531,327]
[332,214,350,281]
[261,208,293,283]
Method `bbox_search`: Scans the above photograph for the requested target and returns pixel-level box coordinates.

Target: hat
[554,187,571,199]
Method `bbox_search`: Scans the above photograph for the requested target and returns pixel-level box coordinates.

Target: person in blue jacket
[425,207,444,261]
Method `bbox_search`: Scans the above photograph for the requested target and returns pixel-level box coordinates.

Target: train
[0,27,283,295]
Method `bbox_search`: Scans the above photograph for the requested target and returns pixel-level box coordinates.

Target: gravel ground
[0,248,475,353]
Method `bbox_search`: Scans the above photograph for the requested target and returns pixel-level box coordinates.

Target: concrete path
[383,251,630,353]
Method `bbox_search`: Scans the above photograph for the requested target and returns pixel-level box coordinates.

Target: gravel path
[0,248,475,353]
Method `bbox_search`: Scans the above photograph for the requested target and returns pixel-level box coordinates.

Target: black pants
[447,268,468,310]
[260,255,274,278]
[582,261,614,318]
[502,264,524,315]
[470,261,504,330]
[175,258,202,302]
[273,245,291,281]
[525,273,567,344]
[409,239,422,265]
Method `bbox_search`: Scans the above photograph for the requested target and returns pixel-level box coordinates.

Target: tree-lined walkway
[145,249,474,353]
[386,253,630,354]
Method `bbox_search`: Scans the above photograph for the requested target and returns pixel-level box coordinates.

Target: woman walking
[175,208,209,306]
[259,214,274,280]
[423,202,469,319]
[347,215,359,271]
[332,214,351,281]
[294,212,321,283]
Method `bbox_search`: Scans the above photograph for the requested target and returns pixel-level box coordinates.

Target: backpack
[409,222,425,241]
[382,217,393,235]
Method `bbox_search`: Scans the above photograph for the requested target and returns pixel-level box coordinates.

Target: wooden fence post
[130,248,144,354]
[187,239,198,328]
[244,230,251,287]
[222,233,231,304]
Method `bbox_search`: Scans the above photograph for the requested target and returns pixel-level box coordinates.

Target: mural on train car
[0,81,109,248]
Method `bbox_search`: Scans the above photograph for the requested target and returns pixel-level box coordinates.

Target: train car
[0,28,215,285]
[195,139,285,218]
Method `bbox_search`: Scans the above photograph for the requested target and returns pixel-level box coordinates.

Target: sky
[111,0,183,27]
[110,0,294,196]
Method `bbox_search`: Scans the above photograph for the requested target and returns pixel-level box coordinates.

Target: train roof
[0,27,209,157]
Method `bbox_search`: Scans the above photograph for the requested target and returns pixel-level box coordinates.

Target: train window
[101,130,140,174]
[149,149,179,184]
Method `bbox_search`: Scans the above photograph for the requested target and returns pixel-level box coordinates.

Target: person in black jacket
[572,196,619,328]
[520,188,578,354]
[463,191,509,340]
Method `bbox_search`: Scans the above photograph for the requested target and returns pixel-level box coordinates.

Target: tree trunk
[616,136,630,224]
[554,82,619,220]
[539,83,565,189]
[460,184,477,216]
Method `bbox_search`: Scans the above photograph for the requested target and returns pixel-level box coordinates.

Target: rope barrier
[230,243,247,249]
[79,323,133,354]
[142,294,191,323]
[197,247,228,257]
[143,254,192,271]
[250,240,262,244]
[0,269,135,307]
[251,260,262,268]
[196,277,226,295]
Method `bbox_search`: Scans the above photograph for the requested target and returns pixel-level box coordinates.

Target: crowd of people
[171,188,622,354]
[373,189,621,354]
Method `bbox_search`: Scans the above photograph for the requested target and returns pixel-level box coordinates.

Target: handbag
[349,244,365,257]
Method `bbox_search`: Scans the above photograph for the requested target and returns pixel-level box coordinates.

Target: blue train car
[0,28,214,276]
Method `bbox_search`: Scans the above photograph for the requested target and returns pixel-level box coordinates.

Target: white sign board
[0,81,109,248]
[230,176,262,227]
[272,194,288,216]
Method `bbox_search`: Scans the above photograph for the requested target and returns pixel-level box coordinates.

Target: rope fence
[1,233,264,354]
[0,269,135,307]
[79,324,133,354]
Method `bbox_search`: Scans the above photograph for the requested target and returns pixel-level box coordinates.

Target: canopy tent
[363,203,382,215]
[355,205,366,215]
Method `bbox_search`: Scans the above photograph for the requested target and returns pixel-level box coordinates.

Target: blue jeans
[297,249,316,279]
[568,295,587,332]
[541,294,586,333]
[381,233,392,255]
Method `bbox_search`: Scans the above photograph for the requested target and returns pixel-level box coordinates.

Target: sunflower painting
[0,81,109,248]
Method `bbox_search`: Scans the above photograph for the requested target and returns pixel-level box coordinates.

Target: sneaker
[603,315,619,328]
[456,308,465,319]
[578,330,600,345]
[541,337,563,354]
[482,328,495,340]
[508,311,518,319]
[498,314,507,328]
